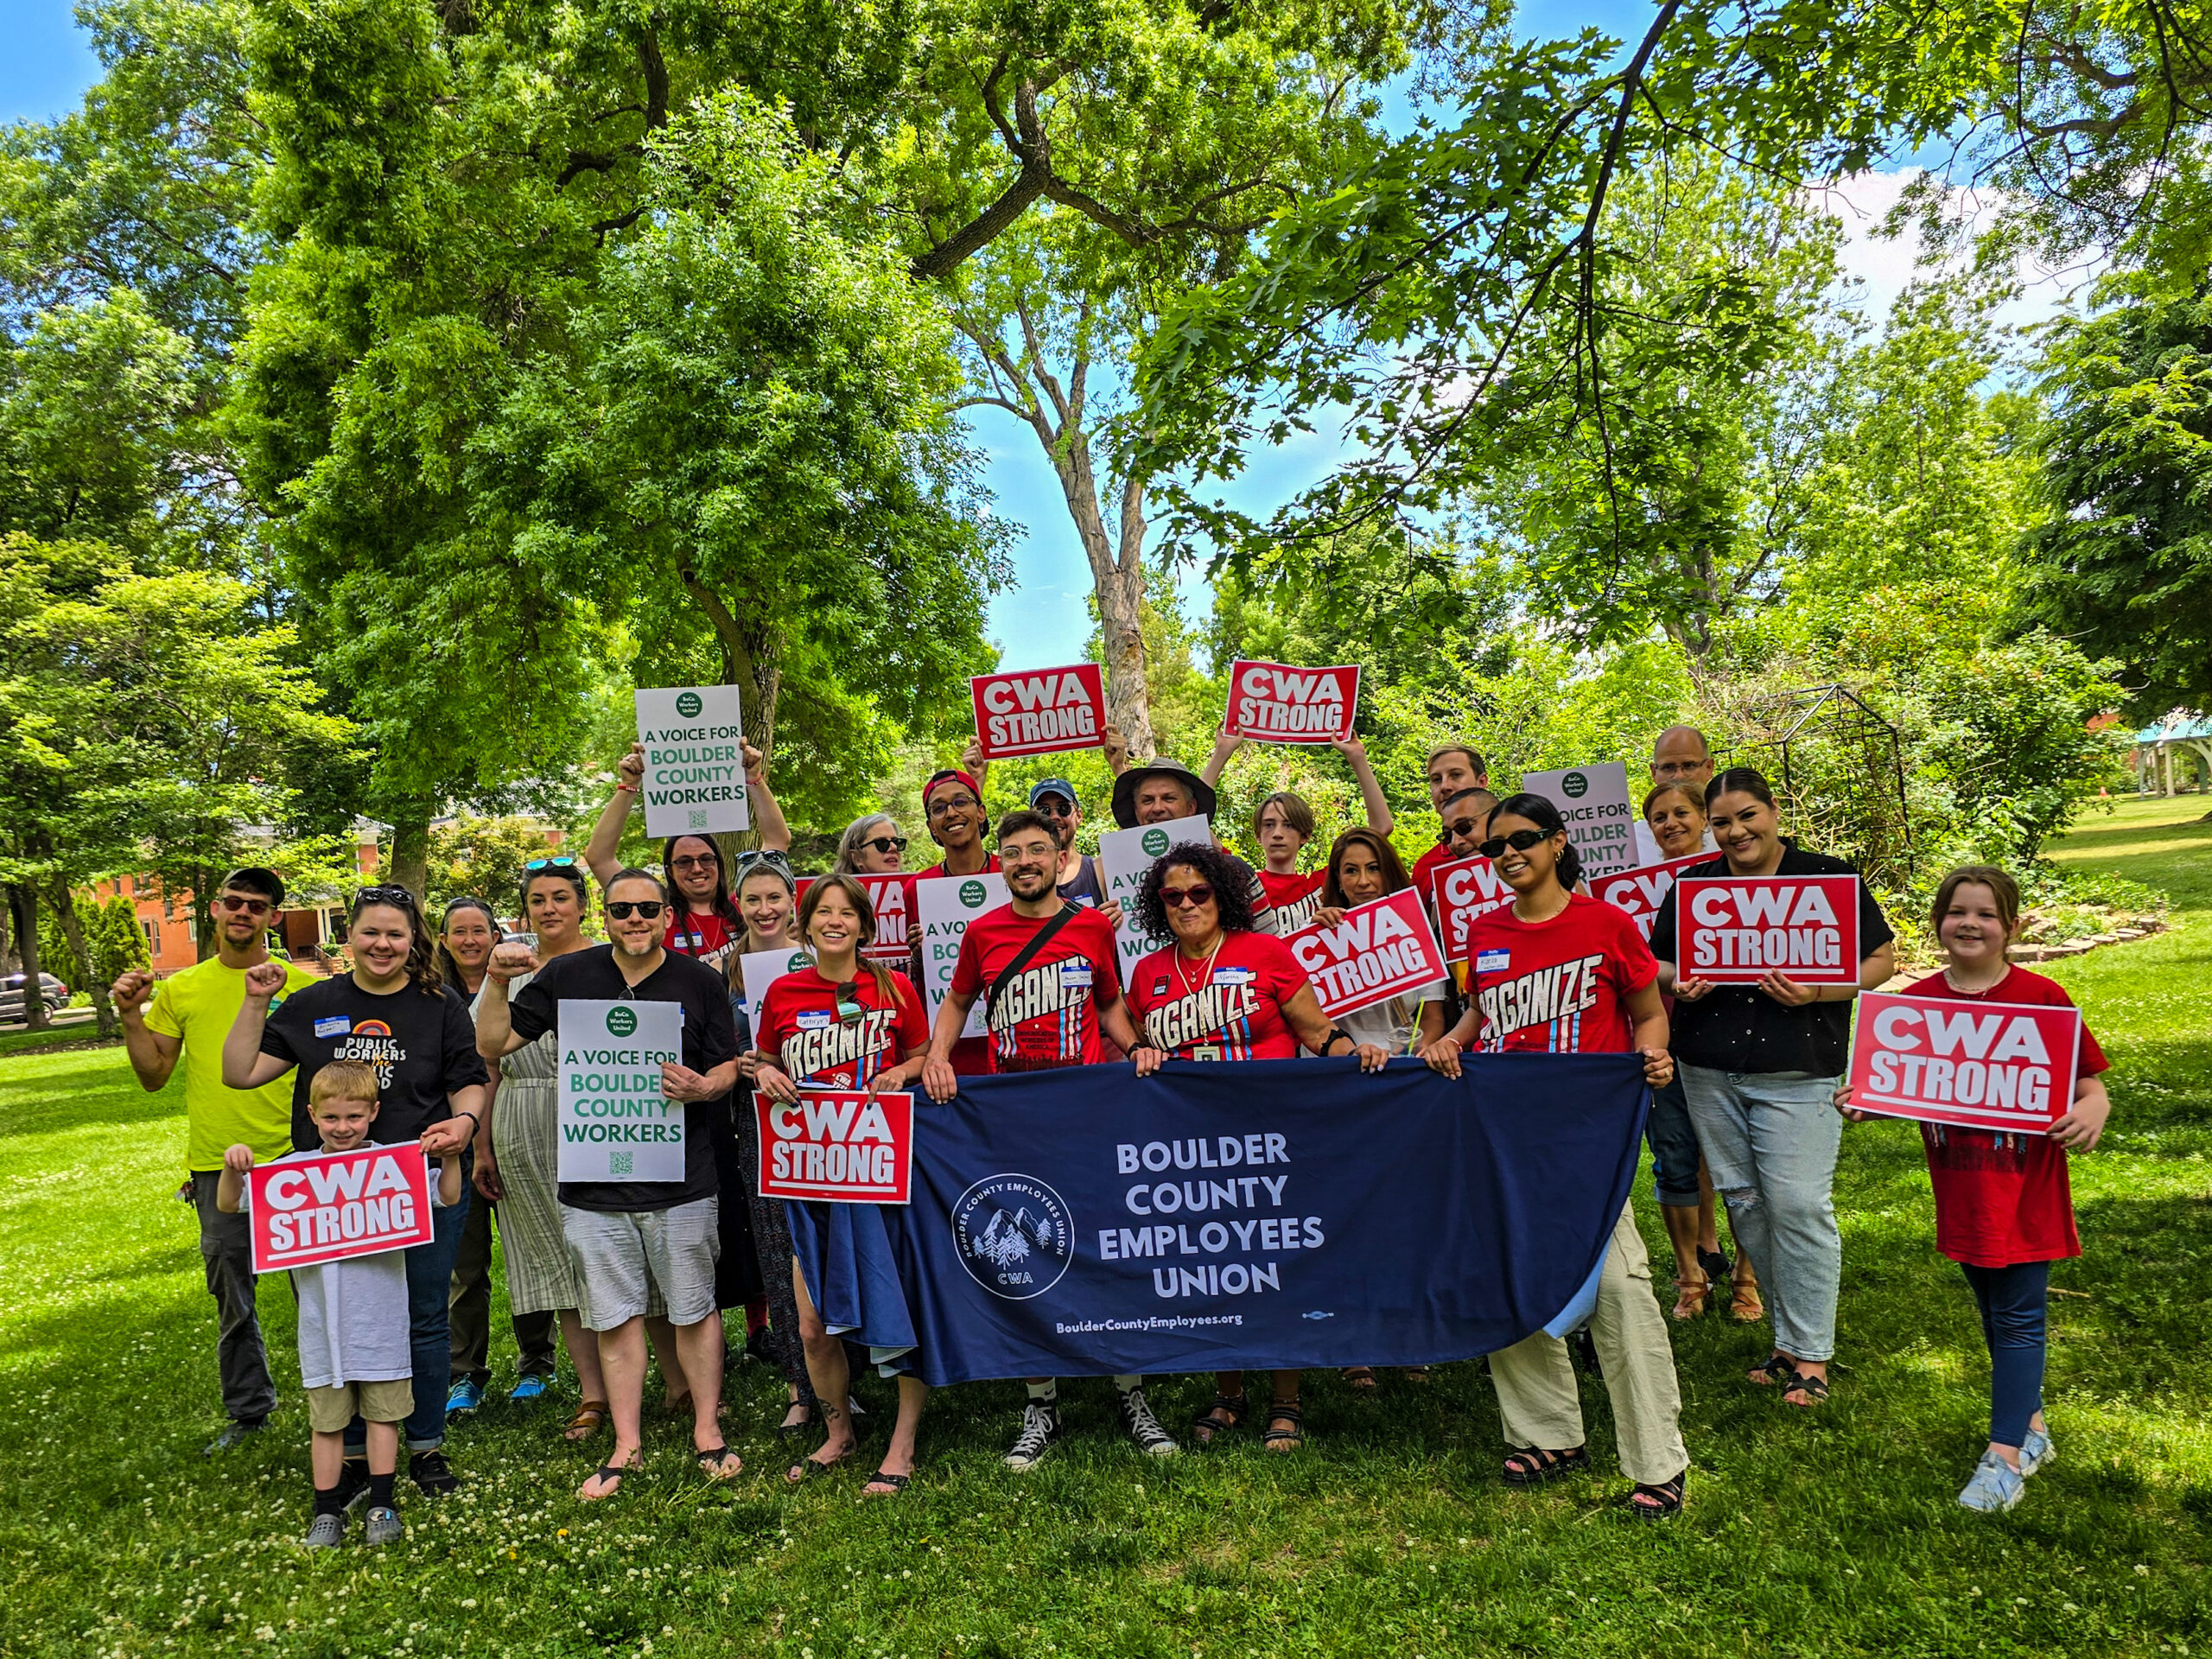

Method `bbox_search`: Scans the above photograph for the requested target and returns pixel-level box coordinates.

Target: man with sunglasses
[1027,779,1104,906]
[115,868,318,1455]
[476,870,745,1498]
[922,811,1178,1467]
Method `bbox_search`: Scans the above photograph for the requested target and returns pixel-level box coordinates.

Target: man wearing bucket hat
[1100,735,1281,937]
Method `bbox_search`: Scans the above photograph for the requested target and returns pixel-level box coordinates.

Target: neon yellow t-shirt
[144,957,321,1170]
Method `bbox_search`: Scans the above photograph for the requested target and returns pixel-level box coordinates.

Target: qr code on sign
[689,809,708,829]
[609,1151,633,1176]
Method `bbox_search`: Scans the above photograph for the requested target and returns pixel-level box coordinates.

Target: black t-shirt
[262,976,488,1153]
[1649,844,1897,1076]
[507,944,739,1214]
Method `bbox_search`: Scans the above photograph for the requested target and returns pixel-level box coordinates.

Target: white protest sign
[1521,762,1637,882]
[634,685,750,840]
[739,946,816,1015]
[556,999,686,1182]
[915,872,1008,1039]
[1096,815,1214,982]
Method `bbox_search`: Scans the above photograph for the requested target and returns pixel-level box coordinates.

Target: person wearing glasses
[835,814,910,874]
[1122,843,1389,1454]
[474,870,746,1499]
[753,875,934,1497]
[440,896,562,1414]
[922,810,1176,1469]
[1633,727,1721,866]
[1096,742,1282,935]
[113,868,319,1456]
[1197,732,1396,934]
[583,736,792,974]
[1021,779,1106,905]
[1419,794,1691,1519]
[221,885,489,1501]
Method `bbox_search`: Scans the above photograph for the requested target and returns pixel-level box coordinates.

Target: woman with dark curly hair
[1122,842,1389,1453]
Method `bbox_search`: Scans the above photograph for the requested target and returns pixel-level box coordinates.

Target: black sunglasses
[1440,817,1486,844]
[356,885,416,908]
[861,836,908,855]
[1477,829,1551,861]
[607,899,666,920]
[1032,798,1074,819]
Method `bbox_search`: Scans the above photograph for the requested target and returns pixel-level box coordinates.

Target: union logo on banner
[246,1145,435,1274]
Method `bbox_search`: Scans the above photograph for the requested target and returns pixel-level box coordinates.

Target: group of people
[116,720,2113,1546]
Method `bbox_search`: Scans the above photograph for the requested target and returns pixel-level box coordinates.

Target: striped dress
[474,971,582,1316]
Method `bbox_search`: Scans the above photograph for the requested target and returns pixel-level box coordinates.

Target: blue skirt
[786,1199,923,1376]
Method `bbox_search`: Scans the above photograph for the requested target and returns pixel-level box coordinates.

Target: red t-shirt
[1903,967,2107,1267]
[753,967,929,1090]
[1411,842,1453,894]
[664,906,738,972]
[1125,931,1311,1061]
[1462,893,1657,1055]
[914,854,1002,880]
[1257,869,1326,935]
[949,902,1123,1071]
[913,857,1002,1074]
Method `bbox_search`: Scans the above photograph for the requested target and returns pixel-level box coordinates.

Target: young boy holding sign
[219,1061,464,1549]
[1835,866,2112,1513]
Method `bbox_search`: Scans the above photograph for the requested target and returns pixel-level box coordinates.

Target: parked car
[0,972,69,1020]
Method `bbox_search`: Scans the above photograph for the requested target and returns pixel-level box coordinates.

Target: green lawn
[4,796,2209,1658]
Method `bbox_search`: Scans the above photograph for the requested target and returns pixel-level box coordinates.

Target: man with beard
[1027,777,1104,905]
[1100,730,1281,936]
[923,812,1177,1468]
[114,868,320,1456]
[475,870,745,1500]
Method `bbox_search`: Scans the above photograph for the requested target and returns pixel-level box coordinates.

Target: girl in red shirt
[753,874,931,1498]
[1420,793,1689,1519]
[1837,865,2112,1514]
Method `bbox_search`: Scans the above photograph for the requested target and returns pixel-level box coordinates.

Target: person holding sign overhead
[753,875,934,1497]
[1122,843,1385,1454]
[1647,767,1896,1411]
[1201,730,1396,935]
[921,810,1178,1469]
[474,869,746,1500]
[1099,740,1281,936]
[913,767,1003,1077]
[1418,794,1690,1518]
[1834,866,2112,1512]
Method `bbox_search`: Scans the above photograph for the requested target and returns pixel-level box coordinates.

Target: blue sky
[6,2,2062,672]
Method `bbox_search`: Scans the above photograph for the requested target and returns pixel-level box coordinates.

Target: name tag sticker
[313,1016,352,1039]
[1215,967,1255,985]
[795,1011,833,1031]
[1058,963,1093,987]
[1151,978,1170,995]
[1476,950,1510,974]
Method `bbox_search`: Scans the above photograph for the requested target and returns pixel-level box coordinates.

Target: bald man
[1649,726,1715,788]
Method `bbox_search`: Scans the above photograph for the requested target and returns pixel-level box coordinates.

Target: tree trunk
[7,885,49,1032]
[48,882,118,1038]
[385,802,433,900]
[682,573,782,852]
[1049,423,1155,759]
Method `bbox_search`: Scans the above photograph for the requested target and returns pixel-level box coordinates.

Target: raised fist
[111,969,156,1014]
[618,743,645,789]
[243,961,289,1001]
[488,941,540,982]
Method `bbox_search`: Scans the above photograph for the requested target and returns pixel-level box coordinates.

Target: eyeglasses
[1477,829,1551,861]
[860,836,908,855]
[215,894,273,916]
[1032,799,1074,819]
[1160,884,1216,908]
[833,981,867,1022]
[670,853,720,873]
[356,886,416,908]
[1440,818,1486,844]
[1651,759,1712,780]
[607,900,666,920]
[524,855,577,872]
[926,794,979,818]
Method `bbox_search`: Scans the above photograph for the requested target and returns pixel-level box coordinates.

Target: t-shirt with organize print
[1904,966,2108,1267]
[1124,931,1311,1061]
[948,902,1123,1071]
[753,967,930,1090]
[1256,869,1326,934]
[1462,893,1657,1056]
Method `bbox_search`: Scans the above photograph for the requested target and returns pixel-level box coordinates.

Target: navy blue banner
[871,1053,1647,1386]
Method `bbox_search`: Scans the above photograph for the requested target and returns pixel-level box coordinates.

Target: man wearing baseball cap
[1027,777,1104,906]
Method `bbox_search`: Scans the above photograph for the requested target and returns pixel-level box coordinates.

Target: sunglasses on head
[860,835,908,855]
[356,885,416,909]
[607,899,665,920]
[1478,829,1551,861]
[1160,884,1216,908]
[736,848,792,871]
[524,855,577,872]
[833,980,867,1022]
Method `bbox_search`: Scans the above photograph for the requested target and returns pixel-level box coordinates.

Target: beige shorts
[305,1378,414,1433]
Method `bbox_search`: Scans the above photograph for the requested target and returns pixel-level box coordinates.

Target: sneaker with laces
[2019,1427,2054,1477]
[509,1373,550,1404]
[364,1505,404,1547]
[1957,1450,2026,1512]
[1119,1385,1180,1459]
[409,1449,460,1497]
[1003,1402,1062,1471]
[301,1513,346,1549]
[445,1376,486,1416]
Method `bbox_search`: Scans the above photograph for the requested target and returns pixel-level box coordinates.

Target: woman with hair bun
[1420,792,1689,1518]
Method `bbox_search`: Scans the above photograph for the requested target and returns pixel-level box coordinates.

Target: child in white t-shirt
[218,1058,461,1548]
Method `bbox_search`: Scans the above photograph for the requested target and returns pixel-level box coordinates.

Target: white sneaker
[1003,1402,1061,1471]
[1119,1385,1180,1459]
[2019,1427,2054,1477]
[1957,1450,2026,1512]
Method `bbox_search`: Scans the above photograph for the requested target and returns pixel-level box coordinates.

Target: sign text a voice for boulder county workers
[634,685,750,839]
[556,999,687,1181]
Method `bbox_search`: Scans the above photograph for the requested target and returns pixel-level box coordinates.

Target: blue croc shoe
[445,1376,485,1417]
[1958,1451,2026,1513]
[509,1373,550,1404]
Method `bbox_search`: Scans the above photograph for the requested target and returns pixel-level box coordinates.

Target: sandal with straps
[694,1444,744,1481]
[1729,1278,1766,1324]
[1747,1352,1796,1389]
[1190,1393,1248,1446]
[578,1452,640,1502]
[563,1400,609,1442]
[1629,1470,1687,1520]
[861,1469,912,1496]
[1502,1446,1590,1486]
[1339,1366,1378,1393]
[1262,1402,1304,1452]
[1670,1273,1713,1320]
[1782,1369,1830,1408]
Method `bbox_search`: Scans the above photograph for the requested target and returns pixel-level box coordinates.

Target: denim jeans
[1678,1065,1842,1361]
[1961,1260,2049,1448]
[191,1173,276,1426]
[346,1179,471,1456]
[1643,1071,1705,1209]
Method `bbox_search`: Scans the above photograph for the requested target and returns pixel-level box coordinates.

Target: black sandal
[1339,1366,1378,1393]
[775,1404,815,1441]
[1502,1446,1590,1486]
[1190,1393,1248,1445]
[861,1469,911,1496]
[1262,1402,1304,1451]
[1782,1369,1830,1407]
[579,1453,640,1501]
[694,1445,743,1480]
[1630,1470,1687,1519]
[1697,1246,1732,1295]
[1748,1352,1796,1389]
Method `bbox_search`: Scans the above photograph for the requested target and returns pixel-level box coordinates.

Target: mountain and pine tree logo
[951,1175,1073,1300]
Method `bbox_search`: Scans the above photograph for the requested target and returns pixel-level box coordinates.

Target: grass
[3,793,2209,1657]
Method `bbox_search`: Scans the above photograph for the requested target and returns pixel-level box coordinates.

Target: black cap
[219,867,286,908]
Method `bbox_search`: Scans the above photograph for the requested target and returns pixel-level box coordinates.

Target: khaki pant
[1488,1202,1689,1486]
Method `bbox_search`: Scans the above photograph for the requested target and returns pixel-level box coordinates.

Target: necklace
[1173,933,1225,1000]
[1941,963,2005,995]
